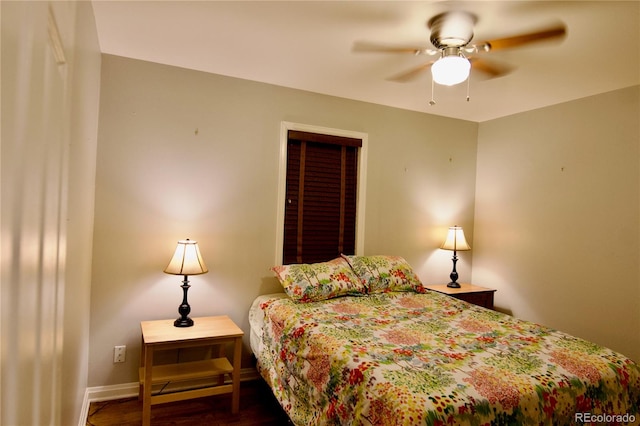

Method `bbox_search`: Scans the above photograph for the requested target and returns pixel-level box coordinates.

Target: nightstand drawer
[425,283,496,310]
[452,291,494,309]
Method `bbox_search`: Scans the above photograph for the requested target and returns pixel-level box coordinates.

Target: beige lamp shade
[164,239,208,276]
[440,226,471,251]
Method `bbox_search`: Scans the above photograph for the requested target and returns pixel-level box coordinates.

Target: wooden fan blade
[387,62,434,82]
[352,41,434,55]
[475,23,566,52]
[470,58,513,79]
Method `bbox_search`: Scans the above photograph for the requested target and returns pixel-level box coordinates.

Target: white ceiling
[92,1,639,122]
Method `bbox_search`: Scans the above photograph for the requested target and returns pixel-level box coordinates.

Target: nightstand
[139,315,243,426]
[426,283,496,309]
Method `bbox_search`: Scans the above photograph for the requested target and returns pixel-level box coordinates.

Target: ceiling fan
[354,11,566,87]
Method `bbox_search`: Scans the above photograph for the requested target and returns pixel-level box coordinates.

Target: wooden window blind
[283,130,361,265]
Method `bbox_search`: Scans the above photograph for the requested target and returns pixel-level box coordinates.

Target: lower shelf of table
[145,383,234,405]
[139,357,234,405]
[139,357,233,384]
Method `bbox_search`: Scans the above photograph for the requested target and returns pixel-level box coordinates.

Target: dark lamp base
[174,275,194,327]
[174,317,194,327]
[447,252,462,289]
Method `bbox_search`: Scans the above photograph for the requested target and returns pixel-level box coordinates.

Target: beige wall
[1,1,101,425]
[473,86,640,361]
[90,55,478,387]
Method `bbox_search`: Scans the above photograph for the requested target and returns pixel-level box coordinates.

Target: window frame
[275,121,368,265]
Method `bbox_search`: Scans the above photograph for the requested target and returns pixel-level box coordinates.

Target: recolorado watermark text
[575,412,636,424]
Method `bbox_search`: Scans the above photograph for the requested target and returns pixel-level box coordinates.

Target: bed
[249,255,640,425]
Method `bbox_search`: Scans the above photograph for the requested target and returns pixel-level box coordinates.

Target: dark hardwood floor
[86,379,293,426]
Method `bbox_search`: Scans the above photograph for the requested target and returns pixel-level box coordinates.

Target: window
[283,131,360,264]
[276,122,367,265]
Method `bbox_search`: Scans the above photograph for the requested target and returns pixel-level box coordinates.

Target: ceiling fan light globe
[431,55,471,86]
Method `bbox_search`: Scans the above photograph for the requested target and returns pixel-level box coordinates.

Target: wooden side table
[426,283,496,309]
[139,315,243,426]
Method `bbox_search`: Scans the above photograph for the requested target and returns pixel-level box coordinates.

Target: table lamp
[440,226,471,288]
[164,239,208,327]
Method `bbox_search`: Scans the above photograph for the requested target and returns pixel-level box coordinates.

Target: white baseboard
[78,382,139,426]
[78,367,260,426]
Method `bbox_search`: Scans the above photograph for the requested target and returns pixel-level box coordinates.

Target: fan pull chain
[429,77,436,106]
[466,77,471,102]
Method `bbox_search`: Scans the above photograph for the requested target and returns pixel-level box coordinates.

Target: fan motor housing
[428,11,476,49]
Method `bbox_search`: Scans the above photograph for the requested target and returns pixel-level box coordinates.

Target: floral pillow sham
[271,257,366,303]
[341,254,425,293]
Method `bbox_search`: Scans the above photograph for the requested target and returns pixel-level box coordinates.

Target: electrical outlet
[114,345,126,363]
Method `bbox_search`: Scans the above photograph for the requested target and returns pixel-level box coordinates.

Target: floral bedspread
[255,291,640,425]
